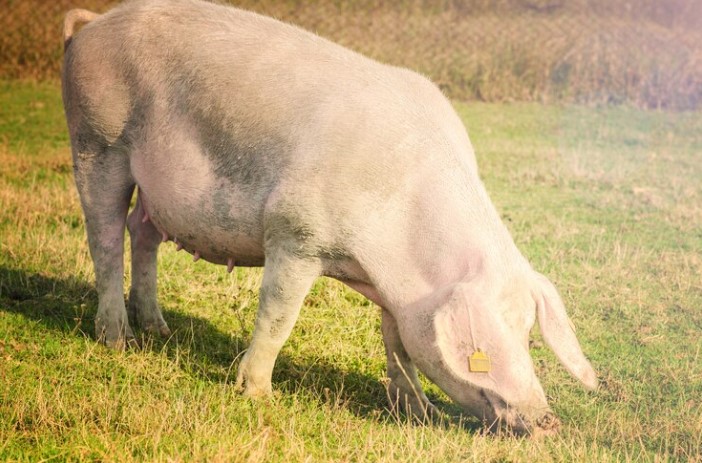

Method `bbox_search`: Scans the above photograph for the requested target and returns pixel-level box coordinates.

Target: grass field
[1,80,701,461]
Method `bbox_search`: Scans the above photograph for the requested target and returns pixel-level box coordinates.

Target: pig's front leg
[126,191,171,338]
[235,249,321,397]
[382,309,438,421]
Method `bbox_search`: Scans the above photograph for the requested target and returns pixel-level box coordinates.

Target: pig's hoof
[388,388,439,423]
[234,361,273,398]
[108,336,141,350]
[96,319,138,350]
[101,333,140,350]
[128,299,171,338]
[142,321,172,338]
[234,372,273,398]
[241,383,273,398]
[158,324,172,337]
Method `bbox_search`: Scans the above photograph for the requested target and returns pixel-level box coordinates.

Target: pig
[61,0,597,435]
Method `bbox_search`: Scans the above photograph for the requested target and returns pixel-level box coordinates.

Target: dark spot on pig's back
[211,186,250,233]
[194,99,292,191]
[190,107,293,237]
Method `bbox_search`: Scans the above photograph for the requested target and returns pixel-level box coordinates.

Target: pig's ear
[432,284,532,386]
[533,273,598,391]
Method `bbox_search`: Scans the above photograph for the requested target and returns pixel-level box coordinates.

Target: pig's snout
[488,409,561,437]
[481,389,560,436]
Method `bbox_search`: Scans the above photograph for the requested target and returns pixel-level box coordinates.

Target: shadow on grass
[0,265,482,432]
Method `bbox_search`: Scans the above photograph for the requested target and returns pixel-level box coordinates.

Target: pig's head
[397,271,597,435]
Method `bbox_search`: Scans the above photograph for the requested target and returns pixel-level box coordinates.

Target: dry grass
[1,0,701,109]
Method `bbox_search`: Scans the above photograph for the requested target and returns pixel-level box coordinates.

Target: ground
[1,80,701,461]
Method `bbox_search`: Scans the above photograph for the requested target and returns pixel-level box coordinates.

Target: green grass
[0,81,69,152]
[1,80,701,461]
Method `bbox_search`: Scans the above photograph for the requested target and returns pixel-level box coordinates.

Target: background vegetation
[1,0,701,461]
[1,0,701,109]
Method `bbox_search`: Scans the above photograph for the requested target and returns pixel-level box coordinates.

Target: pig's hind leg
[381,309,438,421]
[71,141,136,349]
[126,191,171,338]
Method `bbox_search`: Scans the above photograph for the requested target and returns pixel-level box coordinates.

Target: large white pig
[62,0,597,434]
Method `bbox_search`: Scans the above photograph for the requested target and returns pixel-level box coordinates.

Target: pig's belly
[130,150,268,267]
[145,192,266,267]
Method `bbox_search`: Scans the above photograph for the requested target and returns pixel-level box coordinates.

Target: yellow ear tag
[469,349,491,373]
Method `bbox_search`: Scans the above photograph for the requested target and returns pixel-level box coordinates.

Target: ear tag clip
[469,349,491,373]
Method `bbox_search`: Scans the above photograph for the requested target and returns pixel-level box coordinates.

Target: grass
[1,79,702,461]
[2,0,702,109]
